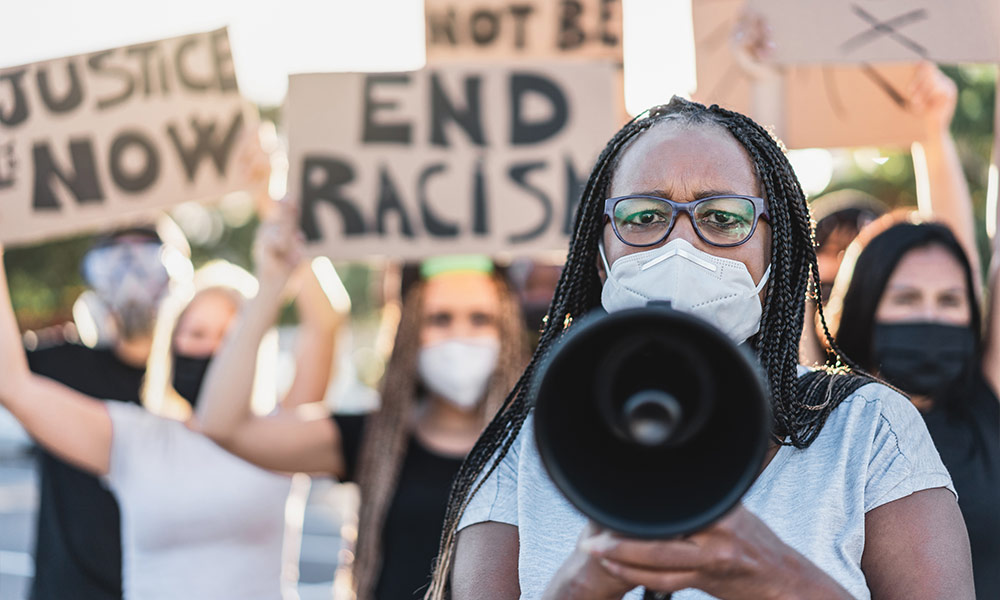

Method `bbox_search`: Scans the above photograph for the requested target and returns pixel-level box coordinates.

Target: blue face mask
[872,322,976,398]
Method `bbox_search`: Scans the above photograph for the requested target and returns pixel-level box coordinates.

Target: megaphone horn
[532,305,770,539]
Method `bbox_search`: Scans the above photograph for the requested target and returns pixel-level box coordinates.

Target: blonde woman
[0,234,343,599]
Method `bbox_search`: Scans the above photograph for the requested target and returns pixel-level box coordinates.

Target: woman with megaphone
[424,97,975,600]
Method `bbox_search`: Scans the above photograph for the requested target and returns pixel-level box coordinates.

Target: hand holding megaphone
[543,504,842,600]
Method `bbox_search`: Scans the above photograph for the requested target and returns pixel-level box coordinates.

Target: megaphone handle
[642,590,672,600]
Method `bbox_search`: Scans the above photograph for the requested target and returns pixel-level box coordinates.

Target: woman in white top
[424,97,975,599]
[0,235,343,599]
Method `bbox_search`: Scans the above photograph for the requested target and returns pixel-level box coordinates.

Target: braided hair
[351,271,527,600]
[424,97,871,599]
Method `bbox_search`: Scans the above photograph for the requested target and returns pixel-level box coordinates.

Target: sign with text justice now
[285,62,618,261]
[0,28,252,246]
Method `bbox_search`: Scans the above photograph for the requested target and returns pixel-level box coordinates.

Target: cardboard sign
[746,0,1000,64]
[692,0,924,149]
[286,62,618,261]
[424,0,623,63]
[0,28,252,245]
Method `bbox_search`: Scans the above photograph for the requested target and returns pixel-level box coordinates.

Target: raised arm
[0,243,112,476]
[910,62,982,295]
[197,211,346,475]
[983,127,1000,395]
[279,257,350,410]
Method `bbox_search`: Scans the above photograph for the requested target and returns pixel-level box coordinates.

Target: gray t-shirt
[104,402,292,600]
[458,382,955,600]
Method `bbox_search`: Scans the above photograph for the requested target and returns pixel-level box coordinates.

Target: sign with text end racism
[692,0,925,149]
[0,28,253,246]
[286,62,618,261]
[747,0,1000,65]
[425,0,623,63]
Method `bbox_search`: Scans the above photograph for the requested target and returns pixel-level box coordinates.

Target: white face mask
[418,338,501,410]
[600,238,770,345]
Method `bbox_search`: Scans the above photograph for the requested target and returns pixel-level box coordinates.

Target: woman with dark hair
[829,218,999,598]
[198,220,530,599]
[422,97,973,600]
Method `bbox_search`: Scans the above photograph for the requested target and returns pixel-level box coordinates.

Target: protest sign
[425,0,628,122]
[425,0,622,63]
[746,0,1000,65]
[0,28,252,245]
[285,62,618,261]
[692,0,925,149]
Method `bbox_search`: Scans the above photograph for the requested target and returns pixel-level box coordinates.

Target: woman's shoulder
[796,367,911,424]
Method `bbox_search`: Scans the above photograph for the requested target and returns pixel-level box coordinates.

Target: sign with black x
[746,0,1000,64]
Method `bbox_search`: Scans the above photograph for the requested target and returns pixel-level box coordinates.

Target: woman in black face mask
[829,219,999,598]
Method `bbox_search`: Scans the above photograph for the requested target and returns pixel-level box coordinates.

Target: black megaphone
[532,304,770,539]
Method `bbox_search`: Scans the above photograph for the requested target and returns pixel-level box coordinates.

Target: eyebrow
[885,283,966,294]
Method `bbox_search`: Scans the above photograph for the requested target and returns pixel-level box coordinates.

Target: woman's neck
[413,395,484,456]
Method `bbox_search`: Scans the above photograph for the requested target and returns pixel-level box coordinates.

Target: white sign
[425,0,623,63]
[286,62,618,261]
[0,28,252,246]
[747,0,1000,64]
[692,0,926,149]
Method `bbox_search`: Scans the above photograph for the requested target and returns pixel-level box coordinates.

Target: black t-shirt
[333,414,465,600]
[26,343,145,600]
[923,376,1000,599]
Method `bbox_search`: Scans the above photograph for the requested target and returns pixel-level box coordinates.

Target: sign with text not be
[425,0,623,63]
[286,62,618,261]
[0,28,252,246]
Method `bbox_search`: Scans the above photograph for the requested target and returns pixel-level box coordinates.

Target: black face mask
[172,353,213,409]
[872,322,976,398]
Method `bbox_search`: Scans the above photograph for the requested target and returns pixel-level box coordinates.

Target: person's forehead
[889,245,967,287]
[181,291,239,324]
[610,122,760,198]
[422,273,500,312]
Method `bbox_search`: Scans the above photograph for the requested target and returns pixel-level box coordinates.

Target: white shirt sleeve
[862,385,956,512]
[103,402,159,491]
[457,429,522,531]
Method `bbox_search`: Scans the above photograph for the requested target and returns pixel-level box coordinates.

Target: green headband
[420,254,494,280]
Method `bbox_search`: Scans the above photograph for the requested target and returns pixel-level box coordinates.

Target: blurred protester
[0,229,343,598]
[810,190,887,304]
[198,211,529,600]
[827,218,999,598]
[24,224,186,600]
[801,62,972,366]
[507,258,563,343]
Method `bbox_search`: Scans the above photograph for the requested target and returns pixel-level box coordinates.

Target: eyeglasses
[604,194,770,248]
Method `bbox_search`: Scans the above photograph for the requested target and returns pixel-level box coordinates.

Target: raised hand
[906,62,957,137]
[252,200,304,296]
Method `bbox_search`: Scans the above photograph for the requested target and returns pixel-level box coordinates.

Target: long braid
[352,274,528,600]
[426,97,872,599]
